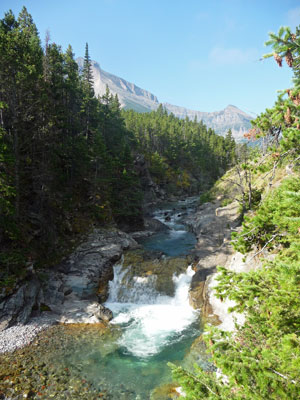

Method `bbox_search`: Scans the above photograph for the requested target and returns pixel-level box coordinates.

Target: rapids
[0,197,202,399]
[105,263,199,358]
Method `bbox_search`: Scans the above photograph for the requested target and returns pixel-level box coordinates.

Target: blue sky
[1,0,299,115]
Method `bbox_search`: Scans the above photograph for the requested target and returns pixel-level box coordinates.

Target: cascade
[105,261,198,358]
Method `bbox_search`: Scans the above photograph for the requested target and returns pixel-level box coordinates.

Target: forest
[0,7,235,288]
[1,6,299,400]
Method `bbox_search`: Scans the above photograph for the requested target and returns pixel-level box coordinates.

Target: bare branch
[248,234,279,262]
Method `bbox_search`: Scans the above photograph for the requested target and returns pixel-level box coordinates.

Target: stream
[1,197,203,399]
[140,198,197,256]
[90,197,200,398]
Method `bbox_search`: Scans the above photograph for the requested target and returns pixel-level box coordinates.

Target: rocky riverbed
[0,228,139,353]
[0,195,258,400]
[0,197,240,355]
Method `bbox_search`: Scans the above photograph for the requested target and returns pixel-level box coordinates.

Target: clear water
[80,199,200,398]
[6,197,201,399]
[140,198,197,256]
[140,229,196,256]
[58,265,201,399]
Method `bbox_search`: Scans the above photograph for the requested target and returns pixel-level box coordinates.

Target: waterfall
[105,262,198,358]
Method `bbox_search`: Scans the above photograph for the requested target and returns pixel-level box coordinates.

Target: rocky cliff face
[77,58,253,141]
[77,57,159,113]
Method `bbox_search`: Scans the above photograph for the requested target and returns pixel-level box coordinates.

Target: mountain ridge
[77,57,253,141]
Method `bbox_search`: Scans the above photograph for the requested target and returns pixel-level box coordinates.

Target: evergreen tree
[169,24,300,400]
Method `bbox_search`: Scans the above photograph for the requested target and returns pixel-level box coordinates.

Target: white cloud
[286,7,300,29]
[208,47,259,66]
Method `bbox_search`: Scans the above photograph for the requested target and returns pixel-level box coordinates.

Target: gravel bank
[0,314,56,354]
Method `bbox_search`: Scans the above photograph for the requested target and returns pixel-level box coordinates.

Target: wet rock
[183,334,216,373]
[189,268,214,309]
[95,304,113,322]
[59,300,112,324]
[123,250,189,296]
[150,383,180,399]
[144,217,170,233]
[0,228,139,340]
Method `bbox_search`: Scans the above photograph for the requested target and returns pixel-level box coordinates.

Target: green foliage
[220,198,232,207]
[0,8,143,277]
[250,26,300,153]
[232,177,300,254]
[171,172,300,399]
[199,191,214,205]
[122,107,236,195]
[148,151,168,183]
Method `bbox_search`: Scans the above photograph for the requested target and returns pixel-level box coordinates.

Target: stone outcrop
[0,229,138,331]
[0,276,43,331]
[188,198,272,330]
[187,200,240,319]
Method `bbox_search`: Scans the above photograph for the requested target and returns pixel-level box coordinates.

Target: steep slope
[77,57,159,113]
[77,57,253,141]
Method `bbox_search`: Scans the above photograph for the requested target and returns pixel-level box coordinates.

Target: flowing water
[0,198,202,399]
[63,198,201,398]
[140,198,197,256]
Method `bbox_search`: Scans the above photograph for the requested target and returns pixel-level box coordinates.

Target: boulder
[95,304,113,322]
[0,228,138,330]
[0,277,42,331]
[144,217,170,233]
[189,268,213,309]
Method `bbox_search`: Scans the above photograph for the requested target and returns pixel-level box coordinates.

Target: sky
[1,0,300,115]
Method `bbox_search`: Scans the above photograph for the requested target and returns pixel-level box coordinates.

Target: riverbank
[0,197,197,355]
[0,228,139,354]
[0,315,55,354]
[0,198,201,399]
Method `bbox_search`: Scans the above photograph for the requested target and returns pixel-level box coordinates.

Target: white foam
[105,265,198,357]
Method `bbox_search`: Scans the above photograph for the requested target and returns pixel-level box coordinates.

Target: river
[1,197,203,399]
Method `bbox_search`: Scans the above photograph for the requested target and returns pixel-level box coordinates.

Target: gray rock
[95,304,113,322]
[0,277,42,331]
[0,228,138,340]
[144,217,169,232]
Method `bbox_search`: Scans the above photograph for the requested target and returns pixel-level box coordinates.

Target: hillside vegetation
[170,25,300,399]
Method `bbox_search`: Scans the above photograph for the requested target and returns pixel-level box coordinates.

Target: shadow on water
[139,197,198,257]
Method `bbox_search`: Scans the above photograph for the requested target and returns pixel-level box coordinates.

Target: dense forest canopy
[122,106,237,194]
[0,7,235,285]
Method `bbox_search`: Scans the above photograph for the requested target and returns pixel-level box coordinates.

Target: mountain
[77,57,159,113]
[163,103,253,140]
[77,57,253,141]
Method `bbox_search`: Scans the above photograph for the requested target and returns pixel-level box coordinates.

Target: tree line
[0,7,236,283]
[122,106,236,194]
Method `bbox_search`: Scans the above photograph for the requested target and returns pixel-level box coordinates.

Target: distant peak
[225,104,239,110]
